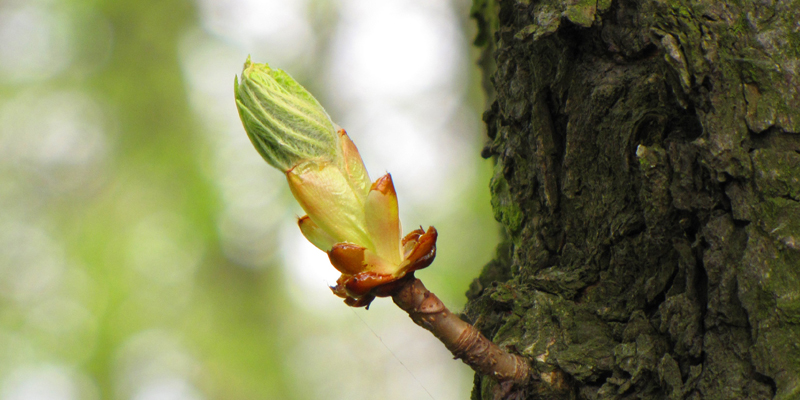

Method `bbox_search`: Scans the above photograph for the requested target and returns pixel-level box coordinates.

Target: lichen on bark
[467,0,800,399]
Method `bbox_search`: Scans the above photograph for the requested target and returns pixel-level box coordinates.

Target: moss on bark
[467,0,800,399]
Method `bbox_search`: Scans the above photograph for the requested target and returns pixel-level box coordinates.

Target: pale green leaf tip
[243,54,254,70]
[240,56,273,80]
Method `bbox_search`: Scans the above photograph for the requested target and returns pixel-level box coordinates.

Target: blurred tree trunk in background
[466,1,800,399]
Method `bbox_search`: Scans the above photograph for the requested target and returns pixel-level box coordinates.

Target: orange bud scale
[329,226,438,307]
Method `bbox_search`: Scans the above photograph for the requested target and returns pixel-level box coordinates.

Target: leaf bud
[234,57,338,171]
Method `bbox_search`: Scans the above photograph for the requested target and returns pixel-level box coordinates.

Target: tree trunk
[466,1,800,399]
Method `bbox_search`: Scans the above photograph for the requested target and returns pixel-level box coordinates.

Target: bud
[234,57,338,171]
[235,58,438,308]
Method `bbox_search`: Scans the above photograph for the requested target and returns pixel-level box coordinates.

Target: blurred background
[0,0,498,399]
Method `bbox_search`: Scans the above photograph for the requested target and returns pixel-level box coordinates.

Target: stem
[391,278,530,383]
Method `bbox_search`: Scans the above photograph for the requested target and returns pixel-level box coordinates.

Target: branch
[391,277,530,384]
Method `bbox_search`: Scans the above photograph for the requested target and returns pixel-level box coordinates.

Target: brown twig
[391,277,530,384]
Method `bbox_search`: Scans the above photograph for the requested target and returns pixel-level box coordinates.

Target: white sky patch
[330,0,462,100]
[196,0,314,66]
[131,378,204,400]
[0,364,98,400]
[0,3,73,83]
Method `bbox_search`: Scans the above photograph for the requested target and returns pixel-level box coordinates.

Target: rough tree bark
[465,1,800,399]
